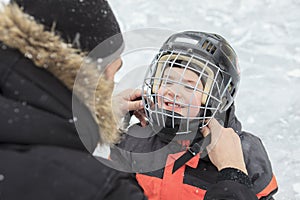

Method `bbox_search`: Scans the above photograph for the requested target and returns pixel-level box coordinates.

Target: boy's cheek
[191,109,200,118]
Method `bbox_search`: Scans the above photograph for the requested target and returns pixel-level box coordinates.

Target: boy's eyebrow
[163,74,197,84]
[163,74,174,78]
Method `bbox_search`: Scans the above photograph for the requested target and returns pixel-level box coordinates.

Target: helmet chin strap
[150,109,203,142]
[172,133,211,173]
[151,108,211,144]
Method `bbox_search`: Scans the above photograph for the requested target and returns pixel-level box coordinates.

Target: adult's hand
[112,89,147,127]
[202,118,248,174]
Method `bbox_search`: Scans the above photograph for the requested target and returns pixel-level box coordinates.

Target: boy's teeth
[166,102,180,108]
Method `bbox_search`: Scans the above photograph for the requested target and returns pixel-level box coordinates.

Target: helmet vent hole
[210,46,217,54]
[202,40,216,55]
[202,40,209,50]
[231,88,236,96]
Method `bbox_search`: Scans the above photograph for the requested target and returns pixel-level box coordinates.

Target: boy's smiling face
[156,67,204,118]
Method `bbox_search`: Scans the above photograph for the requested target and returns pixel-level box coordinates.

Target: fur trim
[0,4,121,145]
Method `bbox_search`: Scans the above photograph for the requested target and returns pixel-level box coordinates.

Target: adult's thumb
[201,126,210,137]
[127,100,143,111]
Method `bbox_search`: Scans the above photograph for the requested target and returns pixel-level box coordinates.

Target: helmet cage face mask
[142,50,233,135]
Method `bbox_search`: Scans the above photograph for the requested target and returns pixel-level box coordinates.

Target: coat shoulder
[240,131,276,194]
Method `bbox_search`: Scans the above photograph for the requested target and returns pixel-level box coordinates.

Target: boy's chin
[161,107,182,117]
[162,108,196,118]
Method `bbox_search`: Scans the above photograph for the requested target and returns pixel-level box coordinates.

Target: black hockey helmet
[142,31,240,136]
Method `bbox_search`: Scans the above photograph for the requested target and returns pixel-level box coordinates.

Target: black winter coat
[0,40,148,200]
[0,2,147,199]
[0,43,146,200]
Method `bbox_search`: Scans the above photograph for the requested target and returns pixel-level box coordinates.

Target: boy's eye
[185,85,194,90]
[163,80,173,86]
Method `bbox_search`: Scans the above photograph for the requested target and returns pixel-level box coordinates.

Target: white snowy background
[1,0,299,199]
[109,0,300,199]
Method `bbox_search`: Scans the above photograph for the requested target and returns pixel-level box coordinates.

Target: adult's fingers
[134,110,147,127]
[201,126,210,137]
[127,100,143,112]
[203,118,224,151]
[207,118,222,130]
[207,118,223,137]
[201,118,221,138]
[128,89,143,101]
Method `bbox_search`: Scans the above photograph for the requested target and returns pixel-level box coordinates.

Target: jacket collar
[0,3,121,145]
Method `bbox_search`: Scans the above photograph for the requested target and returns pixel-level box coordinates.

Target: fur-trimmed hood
[0,3,121,145]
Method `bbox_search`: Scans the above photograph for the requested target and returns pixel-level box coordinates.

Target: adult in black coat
[0,0,146,199]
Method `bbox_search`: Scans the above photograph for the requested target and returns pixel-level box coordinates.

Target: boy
[111,31,278,199]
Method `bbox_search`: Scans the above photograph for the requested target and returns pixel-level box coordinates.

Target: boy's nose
[166,86,182,98]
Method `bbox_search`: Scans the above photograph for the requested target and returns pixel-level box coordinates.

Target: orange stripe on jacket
[137,152,278,200]
[256,175,278,199]
[136,152,206,200]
